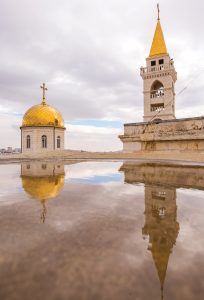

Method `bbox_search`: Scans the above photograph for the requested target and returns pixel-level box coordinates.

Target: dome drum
[21,126,64,153]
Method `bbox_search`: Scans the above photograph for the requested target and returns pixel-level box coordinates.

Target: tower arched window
[57,136,60,148]
[42,135,47,148]
[26,135,31,149]
[150,80,164,99]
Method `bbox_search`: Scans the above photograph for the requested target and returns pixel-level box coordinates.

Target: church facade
[119,8,204,152]
[21,83,65,153]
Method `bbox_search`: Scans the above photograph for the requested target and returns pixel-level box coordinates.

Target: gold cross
[40,83,48,103]
[157,3,160,20]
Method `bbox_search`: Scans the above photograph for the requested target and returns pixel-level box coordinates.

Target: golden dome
[21,175,65,201]
[22,101,65,128]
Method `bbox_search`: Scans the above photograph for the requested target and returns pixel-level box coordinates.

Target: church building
[21,83,65,153]
[119,6,204,152]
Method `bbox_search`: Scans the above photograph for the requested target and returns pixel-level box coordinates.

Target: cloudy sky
[1,0,204,151]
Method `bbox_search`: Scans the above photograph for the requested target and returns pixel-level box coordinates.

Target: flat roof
[124,116,204,126]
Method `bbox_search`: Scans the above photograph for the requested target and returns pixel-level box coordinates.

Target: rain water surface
[0,161,204,300]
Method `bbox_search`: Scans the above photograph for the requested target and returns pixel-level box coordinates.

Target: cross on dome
[40,83,48,104]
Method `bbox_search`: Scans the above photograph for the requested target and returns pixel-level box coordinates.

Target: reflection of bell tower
[21,162,65,222]
[142,185,180,299]
[140,5,177,122]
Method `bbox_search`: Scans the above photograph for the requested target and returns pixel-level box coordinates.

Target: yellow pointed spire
[149,5,168,57]
[151,245,171,294]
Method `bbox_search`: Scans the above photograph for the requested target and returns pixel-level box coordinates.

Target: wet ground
[0,161,204,300]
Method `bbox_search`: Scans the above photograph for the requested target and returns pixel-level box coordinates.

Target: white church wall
[55,128,65,150]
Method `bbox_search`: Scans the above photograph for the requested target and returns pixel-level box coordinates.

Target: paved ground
[1,149,204,164]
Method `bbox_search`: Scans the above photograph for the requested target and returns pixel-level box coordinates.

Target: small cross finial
[157,3,160,20]
[40,83,48,104]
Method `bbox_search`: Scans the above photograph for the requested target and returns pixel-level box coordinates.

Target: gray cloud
[0,0,204,149]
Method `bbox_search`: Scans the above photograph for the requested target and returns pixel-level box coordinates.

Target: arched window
[26,135,31,149]
[57,136,60,148]
[42,135,47,148]
[150,80,164,99]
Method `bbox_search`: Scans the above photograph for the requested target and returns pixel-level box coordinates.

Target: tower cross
[157,3,160,20]
[40,83,48,104]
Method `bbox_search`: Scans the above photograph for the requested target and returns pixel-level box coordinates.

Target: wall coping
[124,116,204,127]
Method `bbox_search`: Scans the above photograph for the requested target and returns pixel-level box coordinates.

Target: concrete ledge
[124,115,204,126]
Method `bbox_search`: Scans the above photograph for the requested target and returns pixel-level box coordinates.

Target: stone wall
[21,162,64,176]
[120,162,204,190]
[55,128,65,150]
[21,127,65,153]
[119,116,204,152]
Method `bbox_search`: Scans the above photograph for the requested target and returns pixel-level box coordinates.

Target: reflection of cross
[40,200,47,223]
[40,83,48,102]
[157,3,160,20]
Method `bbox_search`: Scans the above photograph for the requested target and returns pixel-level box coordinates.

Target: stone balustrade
[140,63,175,75]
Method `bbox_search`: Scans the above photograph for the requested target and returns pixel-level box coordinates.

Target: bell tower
[140,5,177,122]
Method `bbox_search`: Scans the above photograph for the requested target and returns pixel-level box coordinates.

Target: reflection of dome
[21,175,64,201]
[21,162,65,223]
[22,102,64,128]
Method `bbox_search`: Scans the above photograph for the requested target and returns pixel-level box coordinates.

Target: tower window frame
[159,59,164,65]
[57,136,61,149]
[150,80,164,98]
[42,135,47,148]
[150,103,164,112]
[151,60,156,66]
[26,135,31,149]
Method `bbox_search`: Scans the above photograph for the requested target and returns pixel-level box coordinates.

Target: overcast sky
[1,0,204,151]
